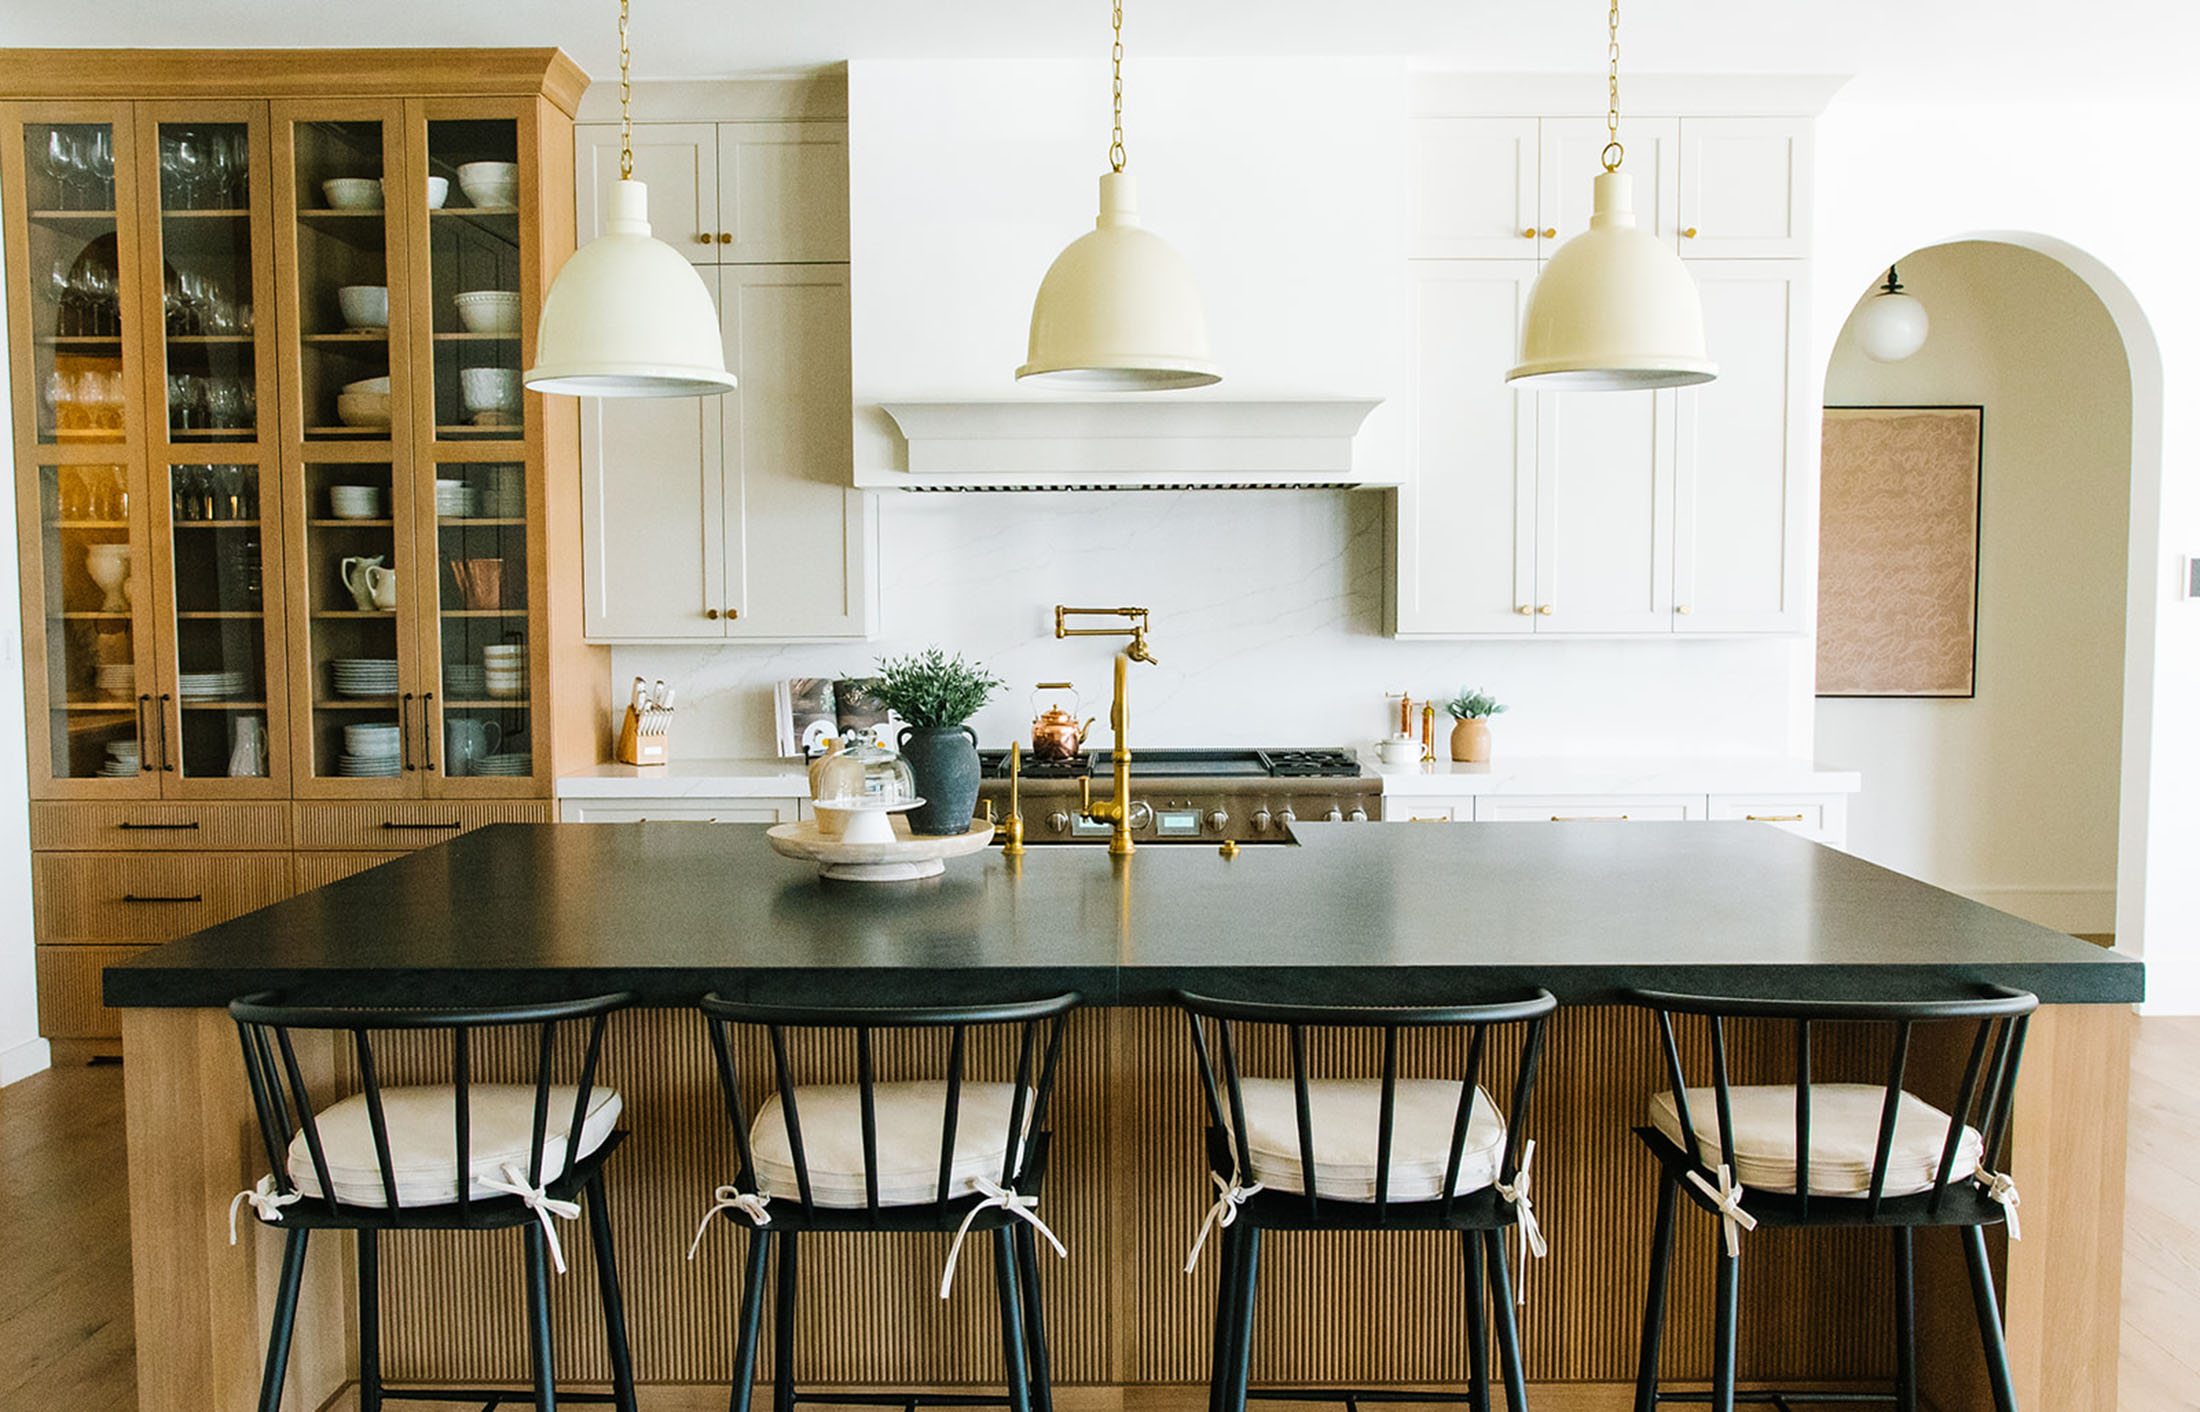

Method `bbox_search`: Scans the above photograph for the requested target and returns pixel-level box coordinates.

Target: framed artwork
[1817,405,1985,698]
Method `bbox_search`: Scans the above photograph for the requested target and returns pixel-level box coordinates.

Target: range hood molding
[872,397,1389,491]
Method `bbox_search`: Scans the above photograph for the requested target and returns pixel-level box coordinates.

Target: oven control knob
[1207,809,1230,831]
[1324,807,1344,822]
[1349,808,1368,823]
[1278,808,1297,827]
[1047,811,1070,834]
[1251,808,1273,832]
[1128,801,1153,828]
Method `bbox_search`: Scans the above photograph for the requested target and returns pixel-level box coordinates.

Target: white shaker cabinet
[1409,118,1543,258]
[1540,116,1678,246]
[1534,388,1675,633]
[1676,117,1810,258]
[577,122,719,264]
[577,119,849,263]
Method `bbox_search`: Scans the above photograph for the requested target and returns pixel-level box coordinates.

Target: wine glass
[47,257,78,337]
[42,129,77,210]
[172,132,207,210]
[86,130,114,210]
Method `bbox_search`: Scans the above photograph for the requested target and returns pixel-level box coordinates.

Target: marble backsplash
[608,489,1809,762]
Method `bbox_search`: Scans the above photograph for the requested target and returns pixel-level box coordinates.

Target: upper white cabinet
[577,120,849,264]
[1676,117,1810,258]
[1410,118,1542,258]
[1534,387,1675,633]
[1541,116,1678,247]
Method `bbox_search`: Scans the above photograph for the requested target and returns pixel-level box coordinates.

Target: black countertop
[105,822,2143,1009]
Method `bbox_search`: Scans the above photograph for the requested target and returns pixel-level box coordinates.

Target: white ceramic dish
[343,376,391,396]
[456,161,520,209]
[335,392,391,429]
[426,176,450,209]
[336,285,389,331]
[322,178,382,211]
[454,290,521,335]
[768,814,994,883]
[459,367,521,414]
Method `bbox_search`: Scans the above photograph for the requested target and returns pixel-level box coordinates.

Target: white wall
[1817,241,2129,934]
[0,185,49,1085]
[1812,98,2186,1007]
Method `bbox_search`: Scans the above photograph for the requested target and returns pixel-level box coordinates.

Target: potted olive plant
[1444,688,1506,763]
[869,647,1005,835]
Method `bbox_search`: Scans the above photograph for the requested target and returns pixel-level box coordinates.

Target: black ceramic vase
[898,724,981,836]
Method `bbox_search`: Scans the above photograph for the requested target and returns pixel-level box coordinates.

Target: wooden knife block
[615,704,669,766]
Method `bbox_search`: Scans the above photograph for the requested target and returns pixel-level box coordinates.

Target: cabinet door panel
[1542,116,1677,245]
[1395,262,1536,635]
[1673,263,1805,633]
[1535,388,1673,633]
[718,122,848,263]
[1677,117,1809,258]
[579,270,727,640]
[722,266,867,638]
[1409,118,1541,258]
[575,122,717,263]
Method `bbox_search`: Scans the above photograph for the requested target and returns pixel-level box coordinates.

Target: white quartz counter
[1366,755,1860,796]
[556,758,812,799]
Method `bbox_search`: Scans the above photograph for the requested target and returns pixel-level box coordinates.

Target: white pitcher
[443,718,500,777]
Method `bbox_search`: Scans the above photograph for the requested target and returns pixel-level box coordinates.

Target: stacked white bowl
[329,484,383,519]
[455,161,520,210]
[335,376,391,430]
[458,368,521,426]
[455,291,521,335]
[95,662,136,700]
[321,178,382,210]
[339,722,403,777]
[337,285,389,331]
[433,478,479,517]
[100,740,141,777]
[482,643,526,700]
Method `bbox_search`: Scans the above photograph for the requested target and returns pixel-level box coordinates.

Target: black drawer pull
[380,821,463,831]
[117,821,201,831]
[122,893,203,904]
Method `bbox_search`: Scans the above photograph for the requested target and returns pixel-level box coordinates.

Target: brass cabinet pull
[695,232,714,245]
[705,608,721,620]
[379,821,462,831]
[1681,226,1698,238]
[118,820,199,831]
[717,232,733,244]
[1515,605,1533,616]
[726,608,739,620]
[1537,604,1555,615]
[1676,604,1694,615]
[122,893,203,904]
[1550,815,1629,822]
[1521,227,1536,238]
[1541,227,1557,239]
[1745,813,1806,823]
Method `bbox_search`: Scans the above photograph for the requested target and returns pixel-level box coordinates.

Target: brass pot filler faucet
[1056,605,1156,856]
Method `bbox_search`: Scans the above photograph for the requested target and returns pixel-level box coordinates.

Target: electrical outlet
[2188,556,2200,600]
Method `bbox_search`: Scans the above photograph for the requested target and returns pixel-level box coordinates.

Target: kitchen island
[107,822,2140,1412]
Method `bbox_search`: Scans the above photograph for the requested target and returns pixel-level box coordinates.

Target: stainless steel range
[975,747,1380,845]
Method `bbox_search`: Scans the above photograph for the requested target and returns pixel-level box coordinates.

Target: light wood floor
[6,1022,2199,1412]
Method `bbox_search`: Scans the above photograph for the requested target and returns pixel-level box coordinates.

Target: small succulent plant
[1444,688,1507,720]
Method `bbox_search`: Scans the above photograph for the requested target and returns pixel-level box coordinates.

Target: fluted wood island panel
[109,823,2140,1411]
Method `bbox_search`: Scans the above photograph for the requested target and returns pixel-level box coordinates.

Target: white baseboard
[0,1034,52,1086]
[1954,886,2116,936]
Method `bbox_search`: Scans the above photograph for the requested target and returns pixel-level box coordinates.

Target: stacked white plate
[444,664,487,698]
[95,663,136,700]
[433,478,479,518]
[331,658,399,698]
[337,751,402,777]
[178,669,248,701]
[99,740,141,777]
[329,484,383,519]
[474,752,530,776]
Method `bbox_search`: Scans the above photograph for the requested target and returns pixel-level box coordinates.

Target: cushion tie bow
[1685,1162,1758,1257]
[1492,1139,1550,1304]
[1182,1170,1266,1274]
[940,1178,1066,1300]
[1974,1163,2022,1242]
[227,1174,301,1245]
[685,1186,775,1259]
[480,1164,584,1274]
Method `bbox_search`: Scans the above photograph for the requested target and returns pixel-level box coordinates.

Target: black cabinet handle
[400,693,416,770]
[380,821,462,831]
[421,692,436,772]
[122,893,203,904]
[117,821,200,831]
[158,693,175,772]
[136,694,154,771]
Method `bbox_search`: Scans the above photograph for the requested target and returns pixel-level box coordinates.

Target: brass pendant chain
[1602,0,1624,173]
[618,0,634,179]
[1109,0,1127,173]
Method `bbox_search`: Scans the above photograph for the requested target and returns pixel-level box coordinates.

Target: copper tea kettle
[1030,682,1094,762]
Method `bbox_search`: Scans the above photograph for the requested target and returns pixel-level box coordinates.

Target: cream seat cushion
[288,1083,623,1207]
[750,1081,1034,1207]
[1649,1083,1982,1198]
[1224,1078,1507,1202]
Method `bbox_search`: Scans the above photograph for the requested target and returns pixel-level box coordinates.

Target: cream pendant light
[1016,0,1221,391]
[1506,0,1715,391]
[525,0,736,398]
[1855,265,1931,362]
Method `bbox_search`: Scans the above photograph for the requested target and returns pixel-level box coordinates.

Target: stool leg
[255,1227,311,1412]
[583,1178,639,1412]
[522,1222,559,1411]
[1460,1230,1491,1412]
[1635,1170,1679,1412]
[1962,1224,2019,1412]
[1227,1227,1263,1412]
[357,1229,382,1412]
[993,1230,1034,1412]
[1481,1228,1529,1412]
[1710,1225,1739,1412]
[1207,1223,1239,1412]
[773,1231,799,1412]
[1893,1227,1918,1412]
[728,1228,772,1412]
[1014,1222,1055,1412]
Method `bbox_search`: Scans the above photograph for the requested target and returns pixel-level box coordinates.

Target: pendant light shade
[1506,171,1716,391]
[525,179,737,398]
[1854,266,1930,363]
[1017,172,1221,391]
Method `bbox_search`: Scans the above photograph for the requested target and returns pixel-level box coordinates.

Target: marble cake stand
[768,805,995,882]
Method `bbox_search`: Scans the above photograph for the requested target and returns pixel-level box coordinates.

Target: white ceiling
[4,0,2192,102]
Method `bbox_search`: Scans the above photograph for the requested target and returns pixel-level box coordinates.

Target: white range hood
[848,58,1410,493]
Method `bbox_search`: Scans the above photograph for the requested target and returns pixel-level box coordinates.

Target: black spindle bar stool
[691,992,1081,1412]
[1177,988,1560,1412]
[1625,987,2037,1412]
[228,990,640,1412]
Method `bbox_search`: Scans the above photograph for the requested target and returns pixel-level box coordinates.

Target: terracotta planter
[1450,717,1493,763]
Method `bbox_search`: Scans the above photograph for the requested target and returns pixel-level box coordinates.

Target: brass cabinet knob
[1515,604,1533,616]
[717,232,733,244]
[1521,227,1537,238]
[705,608,721,620]
[696,233,715,245]
[1681,226,1698,239]
[1676,604,1694,615]
[726,608,739,620]
[1537,604,1555,615]
[1541,227,1557,239]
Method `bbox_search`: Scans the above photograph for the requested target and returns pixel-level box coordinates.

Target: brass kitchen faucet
[1054,606,1156,855]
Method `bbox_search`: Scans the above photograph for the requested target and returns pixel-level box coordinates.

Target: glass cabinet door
[147,110,265,446]
[277,110,407,447]
[420,116,526,447]
[19,116,136,449]
[29,461,158,791]
[154,462,286,791]
[421,460,535,790]
[290,461,415,793]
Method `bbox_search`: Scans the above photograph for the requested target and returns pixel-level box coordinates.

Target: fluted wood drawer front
[294,852,406,891]
[29,802,293,852]
[293,802,553,851]
[32,852,296,944]
[35,944,155,1039]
